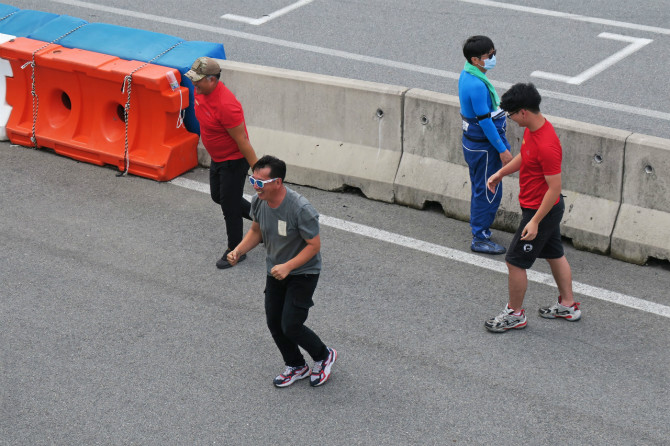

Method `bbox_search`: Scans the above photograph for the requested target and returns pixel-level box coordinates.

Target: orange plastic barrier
[0,37,198,181]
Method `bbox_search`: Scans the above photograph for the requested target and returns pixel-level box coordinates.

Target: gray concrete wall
[612,134,670,264]
[195,61,670,265]
[212,60,407,203]
[394,89,521,231]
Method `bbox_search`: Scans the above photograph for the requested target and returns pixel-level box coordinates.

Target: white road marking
[222,0,314,26]
[170,177,670,320]
[455,0,670,35]
[532,33,653,85]
[46,0,670,122]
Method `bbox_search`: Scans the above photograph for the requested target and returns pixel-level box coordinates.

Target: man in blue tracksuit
[458,35,512,254]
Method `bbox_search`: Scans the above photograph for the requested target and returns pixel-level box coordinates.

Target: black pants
[265,274,328,367]
[209,158,251,251]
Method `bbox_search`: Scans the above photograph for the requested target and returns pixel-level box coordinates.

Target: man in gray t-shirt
[251,183,322,277]
[227,155,337,388]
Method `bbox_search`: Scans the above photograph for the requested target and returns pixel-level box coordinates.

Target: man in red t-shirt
[185,57,259,269]
[484,83,581,333]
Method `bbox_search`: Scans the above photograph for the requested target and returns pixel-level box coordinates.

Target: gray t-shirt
[251,186,322,275]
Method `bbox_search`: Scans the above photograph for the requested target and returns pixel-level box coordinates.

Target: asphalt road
[6,0,670,138]
[2,2,670,445]
[2,142,670,445]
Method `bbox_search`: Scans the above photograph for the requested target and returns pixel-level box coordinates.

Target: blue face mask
[483,54,496,70]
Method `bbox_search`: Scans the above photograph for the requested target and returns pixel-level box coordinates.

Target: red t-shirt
[518,120,562,209]
[194,82,247,162]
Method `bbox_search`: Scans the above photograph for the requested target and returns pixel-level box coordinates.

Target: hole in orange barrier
[61,92,71,110]
[116,104,126,123]
[47,90,72,127]
[100,102,126,142]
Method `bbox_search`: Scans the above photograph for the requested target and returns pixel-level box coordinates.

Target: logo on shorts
[523,244,533,252]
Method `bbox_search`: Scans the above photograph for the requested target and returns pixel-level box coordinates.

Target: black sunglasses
[506,109,521,118]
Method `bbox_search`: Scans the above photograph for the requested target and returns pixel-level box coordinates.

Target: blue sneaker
[471,237,506,255]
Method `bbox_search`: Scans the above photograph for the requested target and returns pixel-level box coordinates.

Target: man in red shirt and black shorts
[185,57,259,269]
[484,83,582,333]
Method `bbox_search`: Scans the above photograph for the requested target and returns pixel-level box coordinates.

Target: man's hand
[487,171,502,193]
[520,220,538,241]
[500,149,513,166]
[227,249,241,266]
[270,264,292,281]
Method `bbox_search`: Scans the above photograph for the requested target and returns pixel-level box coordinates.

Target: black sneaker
[273,364,310,388]
[216,249,246,269]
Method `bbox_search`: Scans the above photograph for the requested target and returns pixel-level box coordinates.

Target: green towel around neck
[464,61,500,110]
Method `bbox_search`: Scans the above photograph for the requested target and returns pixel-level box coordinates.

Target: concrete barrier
[395,88,521,230]
[611,134,670,264]
[396,89,629,255]
[210,60,406,203]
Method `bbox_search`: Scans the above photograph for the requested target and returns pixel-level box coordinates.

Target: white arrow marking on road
[222,0,314,26]
[531,33,653,85]
[170,177,670,320]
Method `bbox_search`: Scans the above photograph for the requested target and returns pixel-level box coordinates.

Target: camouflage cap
[184,57,221,82]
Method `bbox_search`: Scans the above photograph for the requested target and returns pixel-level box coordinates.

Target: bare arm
[227,221,263,265]
[520,173,562,241]
[487,153,522,193]
[270,235,321,280]
[226,123,258,168]
[499,150,513,166]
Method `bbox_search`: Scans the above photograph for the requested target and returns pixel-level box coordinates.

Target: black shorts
[505,196,565,269]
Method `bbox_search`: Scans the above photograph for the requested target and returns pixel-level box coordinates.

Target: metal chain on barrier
[0,11,18,22]
[118,41,184,177]
[19,23,86,148]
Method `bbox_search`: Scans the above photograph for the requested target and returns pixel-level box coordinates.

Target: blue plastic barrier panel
[59,23,184,62]
[0,4,20,18]
[28,15,88,42]
[0,9,59,37]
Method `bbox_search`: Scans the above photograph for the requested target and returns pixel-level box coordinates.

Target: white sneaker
[539,298,581,321]
[310,348,337,387]
[485,305,527,332]
[273,364,310,388]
